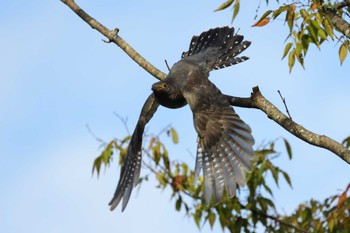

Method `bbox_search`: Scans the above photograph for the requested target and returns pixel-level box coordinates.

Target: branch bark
[328,12,350,38]
[60,0,166,80]
[324,0,350,38]
[61,0,350,164]
[226,87,350,164]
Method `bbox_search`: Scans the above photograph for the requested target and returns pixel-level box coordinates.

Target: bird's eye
[163,84,167,89]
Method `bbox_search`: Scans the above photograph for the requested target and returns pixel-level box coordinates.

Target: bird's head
[151,81,170,94]
[151,80,187,109]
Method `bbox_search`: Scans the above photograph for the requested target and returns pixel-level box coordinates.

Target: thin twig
[113,112,130,135]
[277,90,293,120]
[248,207,309,233]
[165,59,171,71]
[86,124,105,145]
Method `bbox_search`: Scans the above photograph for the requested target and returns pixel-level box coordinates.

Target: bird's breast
[153,91,187,109]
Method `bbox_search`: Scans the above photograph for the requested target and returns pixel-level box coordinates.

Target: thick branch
[226,87,350,164]
[335,0,350,10]
[328,12,350,38]
[60,0,166,80]
[323,0,350,38]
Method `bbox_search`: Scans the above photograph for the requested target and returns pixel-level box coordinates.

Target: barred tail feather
[109,125,143,211]
[182,26,251,72]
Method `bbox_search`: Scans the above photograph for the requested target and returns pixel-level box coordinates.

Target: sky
[1,0,349,232]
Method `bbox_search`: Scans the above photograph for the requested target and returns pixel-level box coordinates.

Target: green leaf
[323,17,334,40]
[328,217,335,231]
[339,43,348,65]
[101,143,112,165]
[175,196,182,211]
[301,34,310,55]
[263,183,274,197]
[261,196,276,209]
[272,6,288,19]
[300,9,308,19]
[311,19,320,31]
[271,167,279,187]
[208,212,216,229]
[318,28,327,40]
[231,0,240,22]
[288,50,295,72]
[281,170,293,188]
[214,0,234,12]
[162,145,170,170]
[308,22,319,46]
[170,128,179,144]
[283,138,293,159]
[92,141,116,176]
[121,135,131,144]
[285,6,295,32]
[193,207,202,228]
[342,136,350,148]
[92,157,102,176]
[282,42,293,59]
[257,10,273,23]
[153,141,161,165]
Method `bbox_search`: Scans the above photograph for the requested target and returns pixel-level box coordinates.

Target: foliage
[215,0,350,72]
[93,127,350,232]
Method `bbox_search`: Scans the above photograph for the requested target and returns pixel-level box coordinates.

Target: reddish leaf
[252,18,270,27]
[337,183,350,208]
[311,3,317,11]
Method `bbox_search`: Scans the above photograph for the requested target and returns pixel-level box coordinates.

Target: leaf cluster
[92,127,350,232]
[216,0,350,72]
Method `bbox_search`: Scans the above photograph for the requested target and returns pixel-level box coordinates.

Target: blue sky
[1,0,349,232]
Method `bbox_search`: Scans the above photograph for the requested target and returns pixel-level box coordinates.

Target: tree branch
[60,0,166,80]
[322,0,350,38]
[60,0,350,164]
[328,12,350,38]
[226,87,350,164]
[335,0,350,10]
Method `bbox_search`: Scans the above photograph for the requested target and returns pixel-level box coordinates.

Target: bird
[109,26,255,211]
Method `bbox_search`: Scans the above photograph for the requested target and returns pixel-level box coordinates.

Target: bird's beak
[151,82,163,92]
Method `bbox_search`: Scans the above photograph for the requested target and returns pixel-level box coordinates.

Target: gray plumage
[109,26,254,211]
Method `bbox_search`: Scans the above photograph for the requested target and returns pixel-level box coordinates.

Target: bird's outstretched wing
[182,26,251,74]
[183,76,254,204]
[109,94,159,211]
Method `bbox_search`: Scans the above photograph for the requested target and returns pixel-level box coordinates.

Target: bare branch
[60,0,166,80]
[226,87,350,164]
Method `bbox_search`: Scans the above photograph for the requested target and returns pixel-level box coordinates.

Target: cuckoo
[109,26,255,211]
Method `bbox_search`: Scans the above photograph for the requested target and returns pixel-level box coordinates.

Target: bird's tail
[182,26,251,72]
